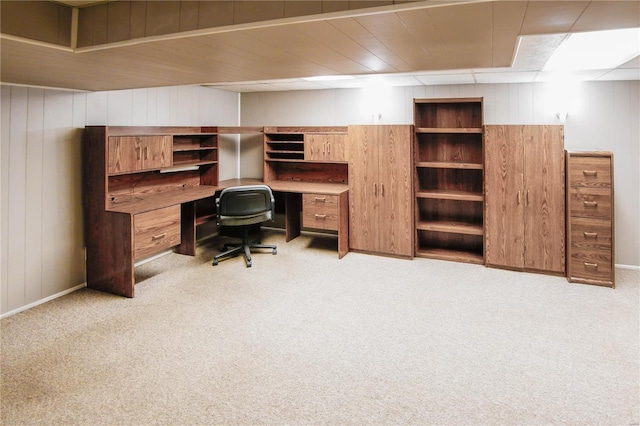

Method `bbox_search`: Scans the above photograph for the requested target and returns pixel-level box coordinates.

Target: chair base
[212,228,277,267]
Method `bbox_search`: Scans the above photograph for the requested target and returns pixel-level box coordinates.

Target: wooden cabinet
[134,205,181,261]
[485,125,565,274]
[263,127,348,183]
[348,125,413,257]
[305,133,347,162]
[413,98,484,264]
[566,151,615,287]
[83,126,220,297]
[302,193,340,230]
[108,135,172,174]
[263,127,350,258]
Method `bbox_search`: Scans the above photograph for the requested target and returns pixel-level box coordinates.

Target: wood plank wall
[1,85,240,316]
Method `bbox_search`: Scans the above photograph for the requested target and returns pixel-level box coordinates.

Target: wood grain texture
[566,151,615,287]
[485,125,565,274]
[484,125,525,269]
[522,125,565,274]
[349,125,412,257]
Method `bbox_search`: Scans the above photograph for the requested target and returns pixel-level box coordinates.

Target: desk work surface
[107,185,218,214]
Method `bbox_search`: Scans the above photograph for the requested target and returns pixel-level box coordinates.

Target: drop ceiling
[1,0,639,92]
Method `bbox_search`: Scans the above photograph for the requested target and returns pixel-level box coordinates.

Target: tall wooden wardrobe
[484,125,565,274]
[348,125,413,258]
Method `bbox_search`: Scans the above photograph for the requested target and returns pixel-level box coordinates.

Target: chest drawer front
[134,205,181,260]
[569,188,612,219]
[303,194,339,230]
[570,217,611,251]
[569,249,613,282]
[568,156,611,188]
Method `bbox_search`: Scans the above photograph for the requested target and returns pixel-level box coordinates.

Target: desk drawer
[134,205,181,260]
[568,156,611,188]
[303,194,339,230]
[570,217,612,251]
[569,249,613,283]
[569,188,612,219]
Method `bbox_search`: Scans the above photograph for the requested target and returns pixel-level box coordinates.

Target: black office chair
[212,184,277,267]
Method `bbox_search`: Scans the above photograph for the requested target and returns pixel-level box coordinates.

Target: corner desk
[83,126,349,298]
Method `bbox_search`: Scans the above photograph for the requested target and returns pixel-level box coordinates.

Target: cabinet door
[523,125,565,273]
[108,136,142,174]
[376,125,413,256]
[108,135,171,174]
[305,134,347,161]
[140,135,172,170]
[348,125,380,251]
[304,134,325,161]
[326,134,347,162]
[484,125,525,269]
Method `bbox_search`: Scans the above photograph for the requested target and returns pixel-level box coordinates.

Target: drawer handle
[582,170,597,176]
[583,201,598,207]
[152,233,167,240]
[315,214,327,220]
[583,231,598,238]
[314,197,326,202]
[584,262,598,269]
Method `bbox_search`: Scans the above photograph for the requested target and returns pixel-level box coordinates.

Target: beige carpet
[1,229,639,425]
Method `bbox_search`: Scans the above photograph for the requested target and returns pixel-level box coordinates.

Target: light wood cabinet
[485,125,565,274]
[348,125,413,257]
[566,151,615,287]
[108,135,172,174]
[413,98,484,264]
[304,133,347,162]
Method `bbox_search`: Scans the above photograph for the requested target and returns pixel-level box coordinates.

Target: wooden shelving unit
[413,98,484,264]
[263,127,348,183]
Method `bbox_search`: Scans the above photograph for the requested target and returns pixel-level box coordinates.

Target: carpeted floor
[1,229,639,425]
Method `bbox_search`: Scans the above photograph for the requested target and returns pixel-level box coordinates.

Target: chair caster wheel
[212,259,219,266]
[273,249,277,255]
[247,261,252,267]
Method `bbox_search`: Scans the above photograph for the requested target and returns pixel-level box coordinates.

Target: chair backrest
[216,185,275,225]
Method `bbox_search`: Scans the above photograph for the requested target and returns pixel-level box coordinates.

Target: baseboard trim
[0,282,87,320]
[616,263,640,271]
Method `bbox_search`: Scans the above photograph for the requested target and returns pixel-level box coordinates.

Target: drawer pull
[314,197,326,202]
[583,201,598,207]
[583,231,598,238]
[315,214,327,220]
[152,233,167,240]
[582,170,597,176]
[584,262,598,269]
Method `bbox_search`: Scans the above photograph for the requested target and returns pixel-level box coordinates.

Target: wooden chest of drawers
[302,194,340,230]
[566,152,615,287]
[134,205,182,261]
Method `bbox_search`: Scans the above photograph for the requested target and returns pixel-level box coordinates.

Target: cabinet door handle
[314,197,326,203]
[327,142,331,155]
[583,201,598,207]
[526,190,529,206]
[381,183,385,196]
[583,231,598,238]
[152,233,166,240]
[584,262,598,269]
[136,147,141,160]
[517,191,521,205]
[315,214,326,220]
[373,183,377,196]
[583,170,597,176]
[143,146,148,160]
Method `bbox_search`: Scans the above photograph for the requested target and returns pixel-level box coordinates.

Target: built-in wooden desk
[217,179,349,259]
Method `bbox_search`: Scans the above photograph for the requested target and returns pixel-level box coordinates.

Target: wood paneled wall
[241,81,640,268]
[1,85,240,316]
